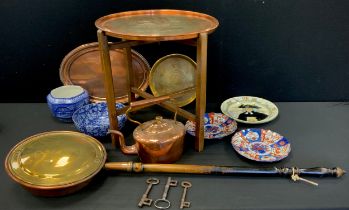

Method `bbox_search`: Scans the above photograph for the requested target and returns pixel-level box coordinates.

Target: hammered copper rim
[149,54,196,107]
[5,131,106,190]
[95,9,219,41]
[59,42,150,103]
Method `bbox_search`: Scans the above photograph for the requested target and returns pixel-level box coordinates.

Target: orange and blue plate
[185,112,237,139]
[231,128,291,162]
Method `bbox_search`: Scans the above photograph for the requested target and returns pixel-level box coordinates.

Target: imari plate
[220,96,278,124]
[231,128,291,162]
[185,113,237,139]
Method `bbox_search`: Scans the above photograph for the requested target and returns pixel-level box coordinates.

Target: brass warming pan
[5,131,345,196]
[5,131,106,196]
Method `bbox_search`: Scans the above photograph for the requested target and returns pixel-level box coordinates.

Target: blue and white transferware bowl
[47,85,89,122]
[72,102,127,137]
[185,112,237,139]
[231,128,291,162]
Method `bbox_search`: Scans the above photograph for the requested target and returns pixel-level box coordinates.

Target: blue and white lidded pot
[47,85,89,122]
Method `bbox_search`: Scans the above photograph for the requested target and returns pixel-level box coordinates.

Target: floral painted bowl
[185,112,237,139]
[47,85,89,122]
[231,128,291,162]
[72,102,126,137]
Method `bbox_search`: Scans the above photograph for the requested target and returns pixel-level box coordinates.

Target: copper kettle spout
[108,130,138,155]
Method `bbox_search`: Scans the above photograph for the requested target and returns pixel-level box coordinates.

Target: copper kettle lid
[133,116,185,143]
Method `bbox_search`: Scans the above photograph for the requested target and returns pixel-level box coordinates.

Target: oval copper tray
[5,131,106,188]
[60,42,150,103]
[95,9,219,41]
[149,54,196,107]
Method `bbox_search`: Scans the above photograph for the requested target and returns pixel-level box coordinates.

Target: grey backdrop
[1,0,349,102]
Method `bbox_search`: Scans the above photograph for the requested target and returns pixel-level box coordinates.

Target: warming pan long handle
[104,162,345,177]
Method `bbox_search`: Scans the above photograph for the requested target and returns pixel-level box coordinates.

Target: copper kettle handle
[126,86,195,124]
[126,101,179,125]
[126,95,173,125]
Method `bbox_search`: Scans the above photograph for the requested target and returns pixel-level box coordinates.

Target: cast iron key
[138,177,160,207]
[154,177,178,209]
[180,181,192,208]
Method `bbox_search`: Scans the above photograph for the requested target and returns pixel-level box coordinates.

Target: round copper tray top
[60,42,150,103]
[5,131,106,188]
[149,54,196,107]
[95,9,219,41]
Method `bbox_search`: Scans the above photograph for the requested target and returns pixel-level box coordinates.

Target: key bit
[291,174,319,186]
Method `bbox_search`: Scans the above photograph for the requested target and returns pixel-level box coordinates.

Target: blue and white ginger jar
[47,85,89,122]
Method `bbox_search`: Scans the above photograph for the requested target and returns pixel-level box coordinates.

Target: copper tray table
[95,9,219,151]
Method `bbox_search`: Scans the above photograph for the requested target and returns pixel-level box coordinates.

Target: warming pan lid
[5,131,106,188]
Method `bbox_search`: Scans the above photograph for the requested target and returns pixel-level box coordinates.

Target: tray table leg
[195,33,208,152]
[124,46,136,103]
[97,29,118,148]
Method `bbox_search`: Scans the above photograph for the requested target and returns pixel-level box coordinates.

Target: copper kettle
[109,96,186,163]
